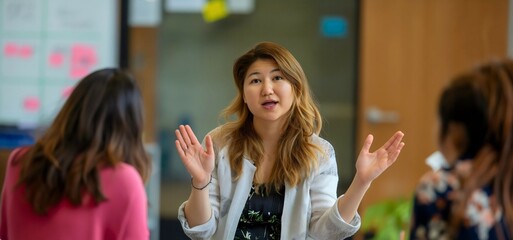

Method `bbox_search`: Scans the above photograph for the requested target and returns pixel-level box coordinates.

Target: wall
[358,0,509,212]
[0,0,119,127]
[157,0,359,217]
[510,0,513,57]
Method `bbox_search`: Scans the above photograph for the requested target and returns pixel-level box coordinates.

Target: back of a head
[19,68,150,214]
[438,58,513,234]
[438,59,513,160]
[58,68,144,155]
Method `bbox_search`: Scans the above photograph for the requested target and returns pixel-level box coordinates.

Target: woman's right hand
[175,125,215,188]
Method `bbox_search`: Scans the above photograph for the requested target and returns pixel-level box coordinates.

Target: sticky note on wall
[202,0,228,23]
[3,43,34,59]
[61,86,74,98]
[23,96,40,112]
[3,43,18,57]
[321,16,348,38]
[70,44,97,79]
[48,51,65,68]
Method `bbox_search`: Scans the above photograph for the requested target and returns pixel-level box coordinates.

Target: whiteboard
[0,0,119,127]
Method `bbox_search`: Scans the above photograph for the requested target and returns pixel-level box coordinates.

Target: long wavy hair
[217,42,323,194]
[16,68,151,214]
[438,59,513,236]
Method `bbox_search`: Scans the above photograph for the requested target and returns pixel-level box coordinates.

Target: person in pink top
[0,68,152,240]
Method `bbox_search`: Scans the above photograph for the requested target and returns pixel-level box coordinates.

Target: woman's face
[243,59,294,124]
[438,120,467,166]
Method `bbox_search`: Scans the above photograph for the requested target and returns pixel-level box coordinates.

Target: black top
[234,184,285,240]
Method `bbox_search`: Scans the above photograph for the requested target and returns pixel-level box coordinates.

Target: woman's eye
[273,76,284,81]
[249,79,260,84]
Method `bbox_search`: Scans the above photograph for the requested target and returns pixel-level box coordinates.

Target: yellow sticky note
[202,0,228,23]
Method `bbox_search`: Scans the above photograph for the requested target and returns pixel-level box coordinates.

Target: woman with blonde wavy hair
[175,42,405,239]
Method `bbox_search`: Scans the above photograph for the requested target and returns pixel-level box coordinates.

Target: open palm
[175,125,215,185]
[355,131,405,183]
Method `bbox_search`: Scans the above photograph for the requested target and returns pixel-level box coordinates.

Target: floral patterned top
[234,184,285,240]
[410,161,510,240]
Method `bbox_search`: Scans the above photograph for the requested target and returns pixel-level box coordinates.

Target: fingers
[175,139,187,160]
[361,134,374,153]
[175,125,211,156]
[365,131,405,165]
[174,126,214,179]
[204,135,214,157]
[391,131,405,148]
[175,125,201,150]
[175,139,198,178]
[382,131,404,150]
[178,125,193,147]
[175,128,188,152]
[398,141,405,151]
[388,142,405,164]
[388,132,405,158]
[185,125,201,145]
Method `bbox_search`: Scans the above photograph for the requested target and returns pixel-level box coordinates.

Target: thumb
[361,134,373,153]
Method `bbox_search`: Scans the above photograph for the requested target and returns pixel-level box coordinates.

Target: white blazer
[177,134,360,240]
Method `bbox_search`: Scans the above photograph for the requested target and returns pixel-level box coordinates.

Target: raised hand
[175,125,215,188]
[355,131,405,184]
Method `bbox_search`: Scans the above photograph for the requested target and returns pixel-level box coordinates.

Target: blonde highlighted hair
[217,42,323,193]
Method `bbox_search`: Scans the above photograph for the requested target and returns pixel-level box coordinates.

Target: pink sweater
[0,148,149,240]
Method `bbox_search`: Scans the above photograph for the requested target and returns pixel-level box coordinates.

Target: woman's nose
[261,80,274,96]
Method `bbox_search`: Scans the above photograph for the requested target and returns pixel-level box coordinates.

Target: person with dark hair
[0,68,152,240]
[175,42,405,239]
[410,59,513,239]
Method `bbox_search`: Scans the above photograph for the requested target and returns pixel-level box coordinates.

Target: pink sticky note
[49,52,64,67]
[23,96,40,112]
[3,43,17,57]
[19,45,34,59]
[70,44,97,79]
[62,86,74,98]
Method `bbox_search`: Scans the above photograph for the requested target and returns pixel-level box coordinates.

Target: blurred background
[0,0,511,239]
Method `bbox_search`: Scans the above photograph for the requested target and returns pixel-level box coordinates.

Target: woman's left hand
[355,131,405,184]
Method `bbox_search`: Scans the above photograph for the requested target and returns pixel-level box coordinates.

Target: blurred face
[438,120,467,165]
[243,59,294,125]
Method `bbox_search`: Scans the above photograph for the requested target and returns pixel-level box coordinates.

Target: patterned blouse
[410,161,510,240]
[234,184,285,240]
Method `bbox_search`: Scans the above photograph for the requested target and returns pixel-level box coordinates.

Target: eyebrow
[246,68,281,78]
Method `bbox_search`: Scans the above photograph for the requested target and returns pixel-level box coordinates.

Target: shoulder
[7,147,30,164]
[310,134,334,151]
[310,134,337,174]
[206,126,223,143]
[207,125,231,153]
[100,163,145,193]
[4,147,30,177]
[104,163,140,178]
[2,147,29,190]
[310,134,335,161]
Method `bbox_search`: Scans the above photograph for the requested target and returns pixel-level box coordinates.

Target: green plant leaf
[361,197,413,239]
